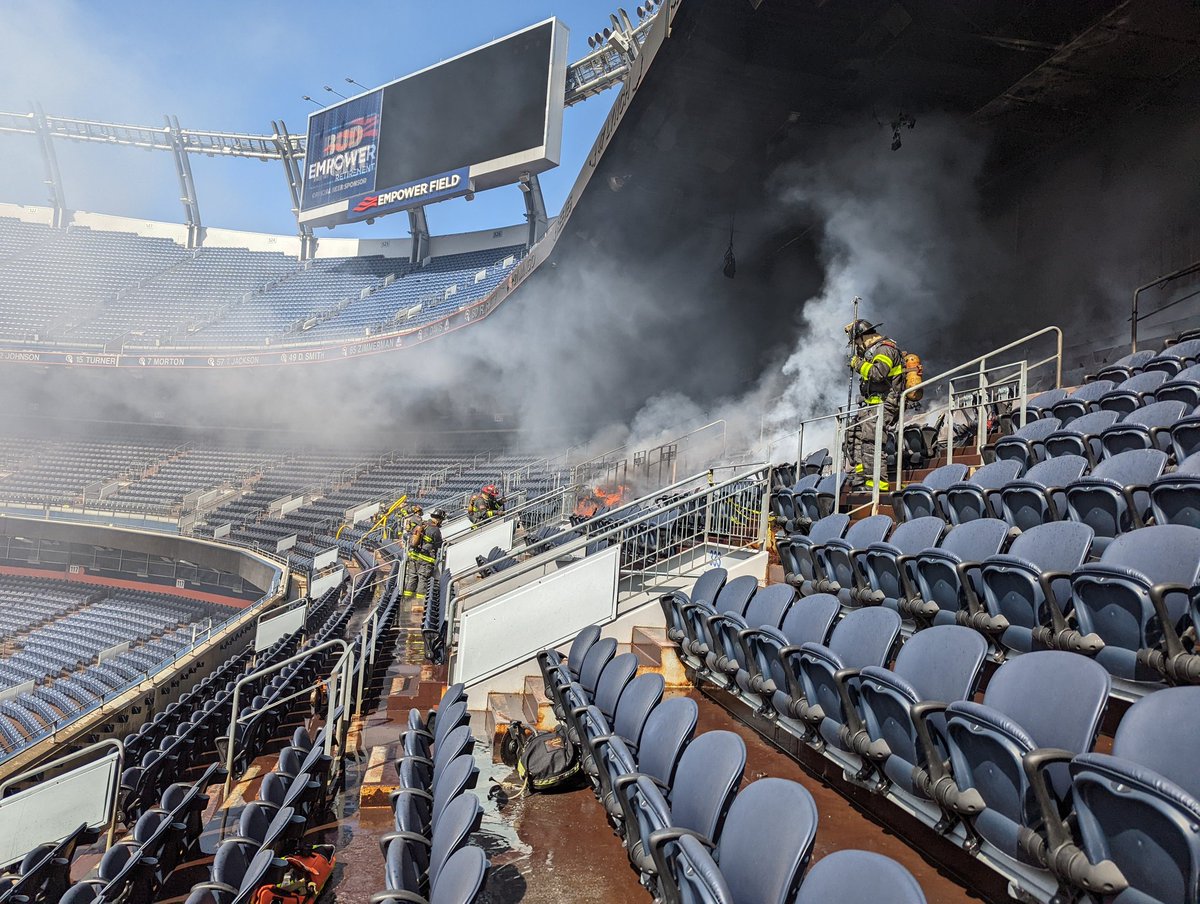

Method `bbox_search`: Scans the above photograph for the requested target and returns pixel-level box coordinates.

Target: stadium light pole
[345,77,369,91]
[323,85,347,100]
[301,96,321,107]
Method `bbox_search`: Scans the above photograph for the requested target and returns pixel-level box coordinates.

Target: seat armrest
[1036,571,1073,632]
[909,700,950,783]
[1121,484,1148,529]
[1021,747,1078,851]
[646,825,716,882]
[954,561,986,615]
[777,646,807,708]
[832,668,865,734]
[1146,582,1193,658]
[394,754,433,770]
[613,771,667,793]
[389,786,433,804]
[370,891,429,904]
[380,830,432,849]
[894,554,920,603]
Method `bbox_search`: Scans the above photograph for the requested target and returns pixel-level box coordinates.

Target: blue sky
[0,1,622,237]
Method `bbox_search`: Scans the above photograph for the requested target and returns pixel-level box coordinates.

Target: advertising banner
[301,90,383,211]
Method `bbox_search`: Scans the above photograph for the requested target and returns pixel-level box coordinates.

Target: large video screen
[300,18,567,227]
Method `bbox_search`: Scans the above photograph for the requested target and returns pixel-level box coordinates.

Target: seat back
[999,454,1088,531]
[805,513,851,545]
[428,846,489,904]
[1044,409,1121,462]
[592,653,638,720]
[565,626,602,677]
[576,638,618,695]
[637,697,699,785]
[995,417,1061,469]
[427,795,484,890]
[740,583,796,631]
[897,464,968,520]
[885,516,946,555]
[1146,337,1200,375]
[690,569,728,607]
[714,575,759,617]
[1101,370,1169,414]
[825,606,902,668]
[1096,349,1155,382]
[891,624,988,704]
[1151,452,1200,527]
[1101,400,1188,456]
[1067,449,1167,547]
[943,460,1022,524]
[794,850,927,904]
[610,673,664,749]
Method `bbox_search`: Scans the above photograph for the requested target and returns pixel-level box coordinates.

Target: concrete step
[631,625,689,688]
[485,691,528,752]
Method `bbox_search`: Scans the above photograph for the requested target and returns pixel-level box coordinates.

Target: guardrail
[445,464,769,685]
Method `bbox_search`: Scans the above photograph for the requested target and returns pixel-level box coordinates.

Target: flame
[573,484,631,518]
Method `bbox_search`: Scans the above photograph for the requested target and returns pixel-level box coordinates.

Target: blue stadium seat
[902,518,1013,627]
[892,463,968,522]
[997,454,1089,531]
[848,516,946,612]
[1095,349,1156,383]
[993,417,1061,474]
[1154,361,1200,407]
[1149,452,1200,528]
[739,593,840,714]
[1048,380,1115,424]
[779,514,849,589]
[794,850,927,904]
[1063,448,1167,553]
[1043,409,1121,465]
[707,584,796,681]
[1097,399,1188,457]
[809,514,893,602]
[660,570,726,646]
[941,459,1022,525]
[1098,370,1169,415]
[680,575,757,665]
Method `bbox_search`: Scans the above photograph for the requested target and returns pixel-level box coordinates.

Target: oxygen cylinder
[903,352,924,401]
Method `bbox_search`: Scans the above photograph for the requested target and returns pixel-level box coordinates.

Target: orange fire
[573,484,630,518]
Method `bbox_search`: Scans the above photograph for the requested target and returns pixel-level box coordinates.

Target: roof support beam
[165,115,202,248]
[31,104,66,228]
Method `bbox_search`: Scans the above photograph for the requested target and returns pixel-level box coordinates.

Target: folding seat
[780,513,850,590]
[738,593,840,713]
[627,731,746,886]
[901,518,1014,627]
[379,844,487,904]
[186,842,287,904]
[770,475,817,530]
[1063,448,1166,553]
[847,516,946,612]
[1056,524,1200,683]
[562,652,637,743]
[1143,337,1200,376]
[380,794,483,897]
[791,607,902,748]
[1023,686,1200,904]
[679,576,757,665]
[963,521,1095,655]
[849,626,988,795]
[596,696,698,825]
[997,454,1089,531]
[654,778,818,904]
[795,850,927,904]
[808,514,892,601]
[235,801,303,852]
[1097,399,1188,457]
[1150,452,1200,527]
[1094,348,1156,381]
[992,416,1061,474]
[1098,370,1169,415]
[579,672,664,781]
[941,459,1022,525]
[1048,379,1116,424]
[1153,361,1200,407]
[801,447,831,475]
[393,754,479,836]
[892,463,967,521]
[546,638,615,720]
[1043,409,1121,466]
[397,724,475,793]
[796,472,842,525]
[659,570,726,647]
[919,651,1109,862]
[705,584,795,681]
[1022,388,1070,421]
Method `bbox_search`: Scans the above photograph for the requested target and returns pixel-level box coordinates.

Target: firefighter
[467,484,505,526]
[844,319,907,491]
[403,508,446,599]
[402,504,424,537]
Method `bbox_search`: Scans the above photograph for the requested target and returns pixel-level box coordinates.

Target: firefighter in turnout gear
[467,484,505,527]
[403,509,445,600]
[844,319,907,491]
[402,504,424,537]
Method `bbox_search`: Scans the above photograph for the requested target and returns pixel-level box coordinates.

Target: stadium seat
[562,652,638,743]
[547,638,615,720]
[794,850,927,904]
[1056,524,1200,682]
[1097,399,1188,457]
[1153,361,1200,407]
[941,459,1022,525]
[739,592,840,713]
[654,778,818,904]
[596,696,698,826]
[925,652,1110,860]
[792,607,902,748]
[901,518,1014,627]
[1048,380,1115,424]
[660,570,726,646]
[850,625,988,795]
[580,672,664,783]
[1094,349,1156,383]
[1149,452,1200,527]
[1098,370,1169,415]
[997,454,1089,531]
[970,521,1094,654]
[1025,686,1200,904]
[1042,409,1121,466]
[847,516,946,612]
[628,730,747,885]
[1143,337,1200,376]
[1023,388,1070,421]
[779,513,849,589]
[809,514,892,601]
[680,575,758,664]
[892,463,967,521]
[992,417,1061,473]
[706,584,796,681]
[1063,448,1167,553]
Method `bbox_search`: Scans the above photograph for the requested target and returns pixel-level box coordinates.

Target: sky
[0,0,622,238]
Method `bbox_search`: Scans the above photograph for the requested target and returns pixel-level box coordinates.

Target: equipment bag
[500,719,533,768]
[249,845,336,904]
[517,725,584,793]
[903,352,924,401]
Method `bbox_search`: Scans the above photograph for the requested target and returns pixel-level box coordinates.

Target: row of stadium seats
[663,568,1198,903]
[541,624,932,903]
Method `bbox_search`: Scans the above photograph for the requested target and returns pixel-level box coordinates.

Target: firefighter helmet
[844,319,882,341]
[430,509,447,521]
[482,484,498,496]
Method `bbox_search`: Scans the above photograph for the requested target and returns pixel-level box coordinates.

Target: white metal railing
[445,464,769,683]
[894,326,1062,483]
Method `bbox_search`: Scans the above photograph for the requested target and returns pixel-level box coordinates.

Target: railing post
[870,406,884,515]
[831,413,844,514]
[1018,362,1029,429]
[946,382,955,465]
[976,368,989,456]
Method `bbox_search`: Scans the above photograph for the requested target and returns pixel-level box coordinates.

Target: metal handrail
[895,326,1062,483]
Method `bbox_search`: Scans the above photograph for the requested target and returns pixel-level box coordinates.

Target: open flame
[573,484,631,518]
